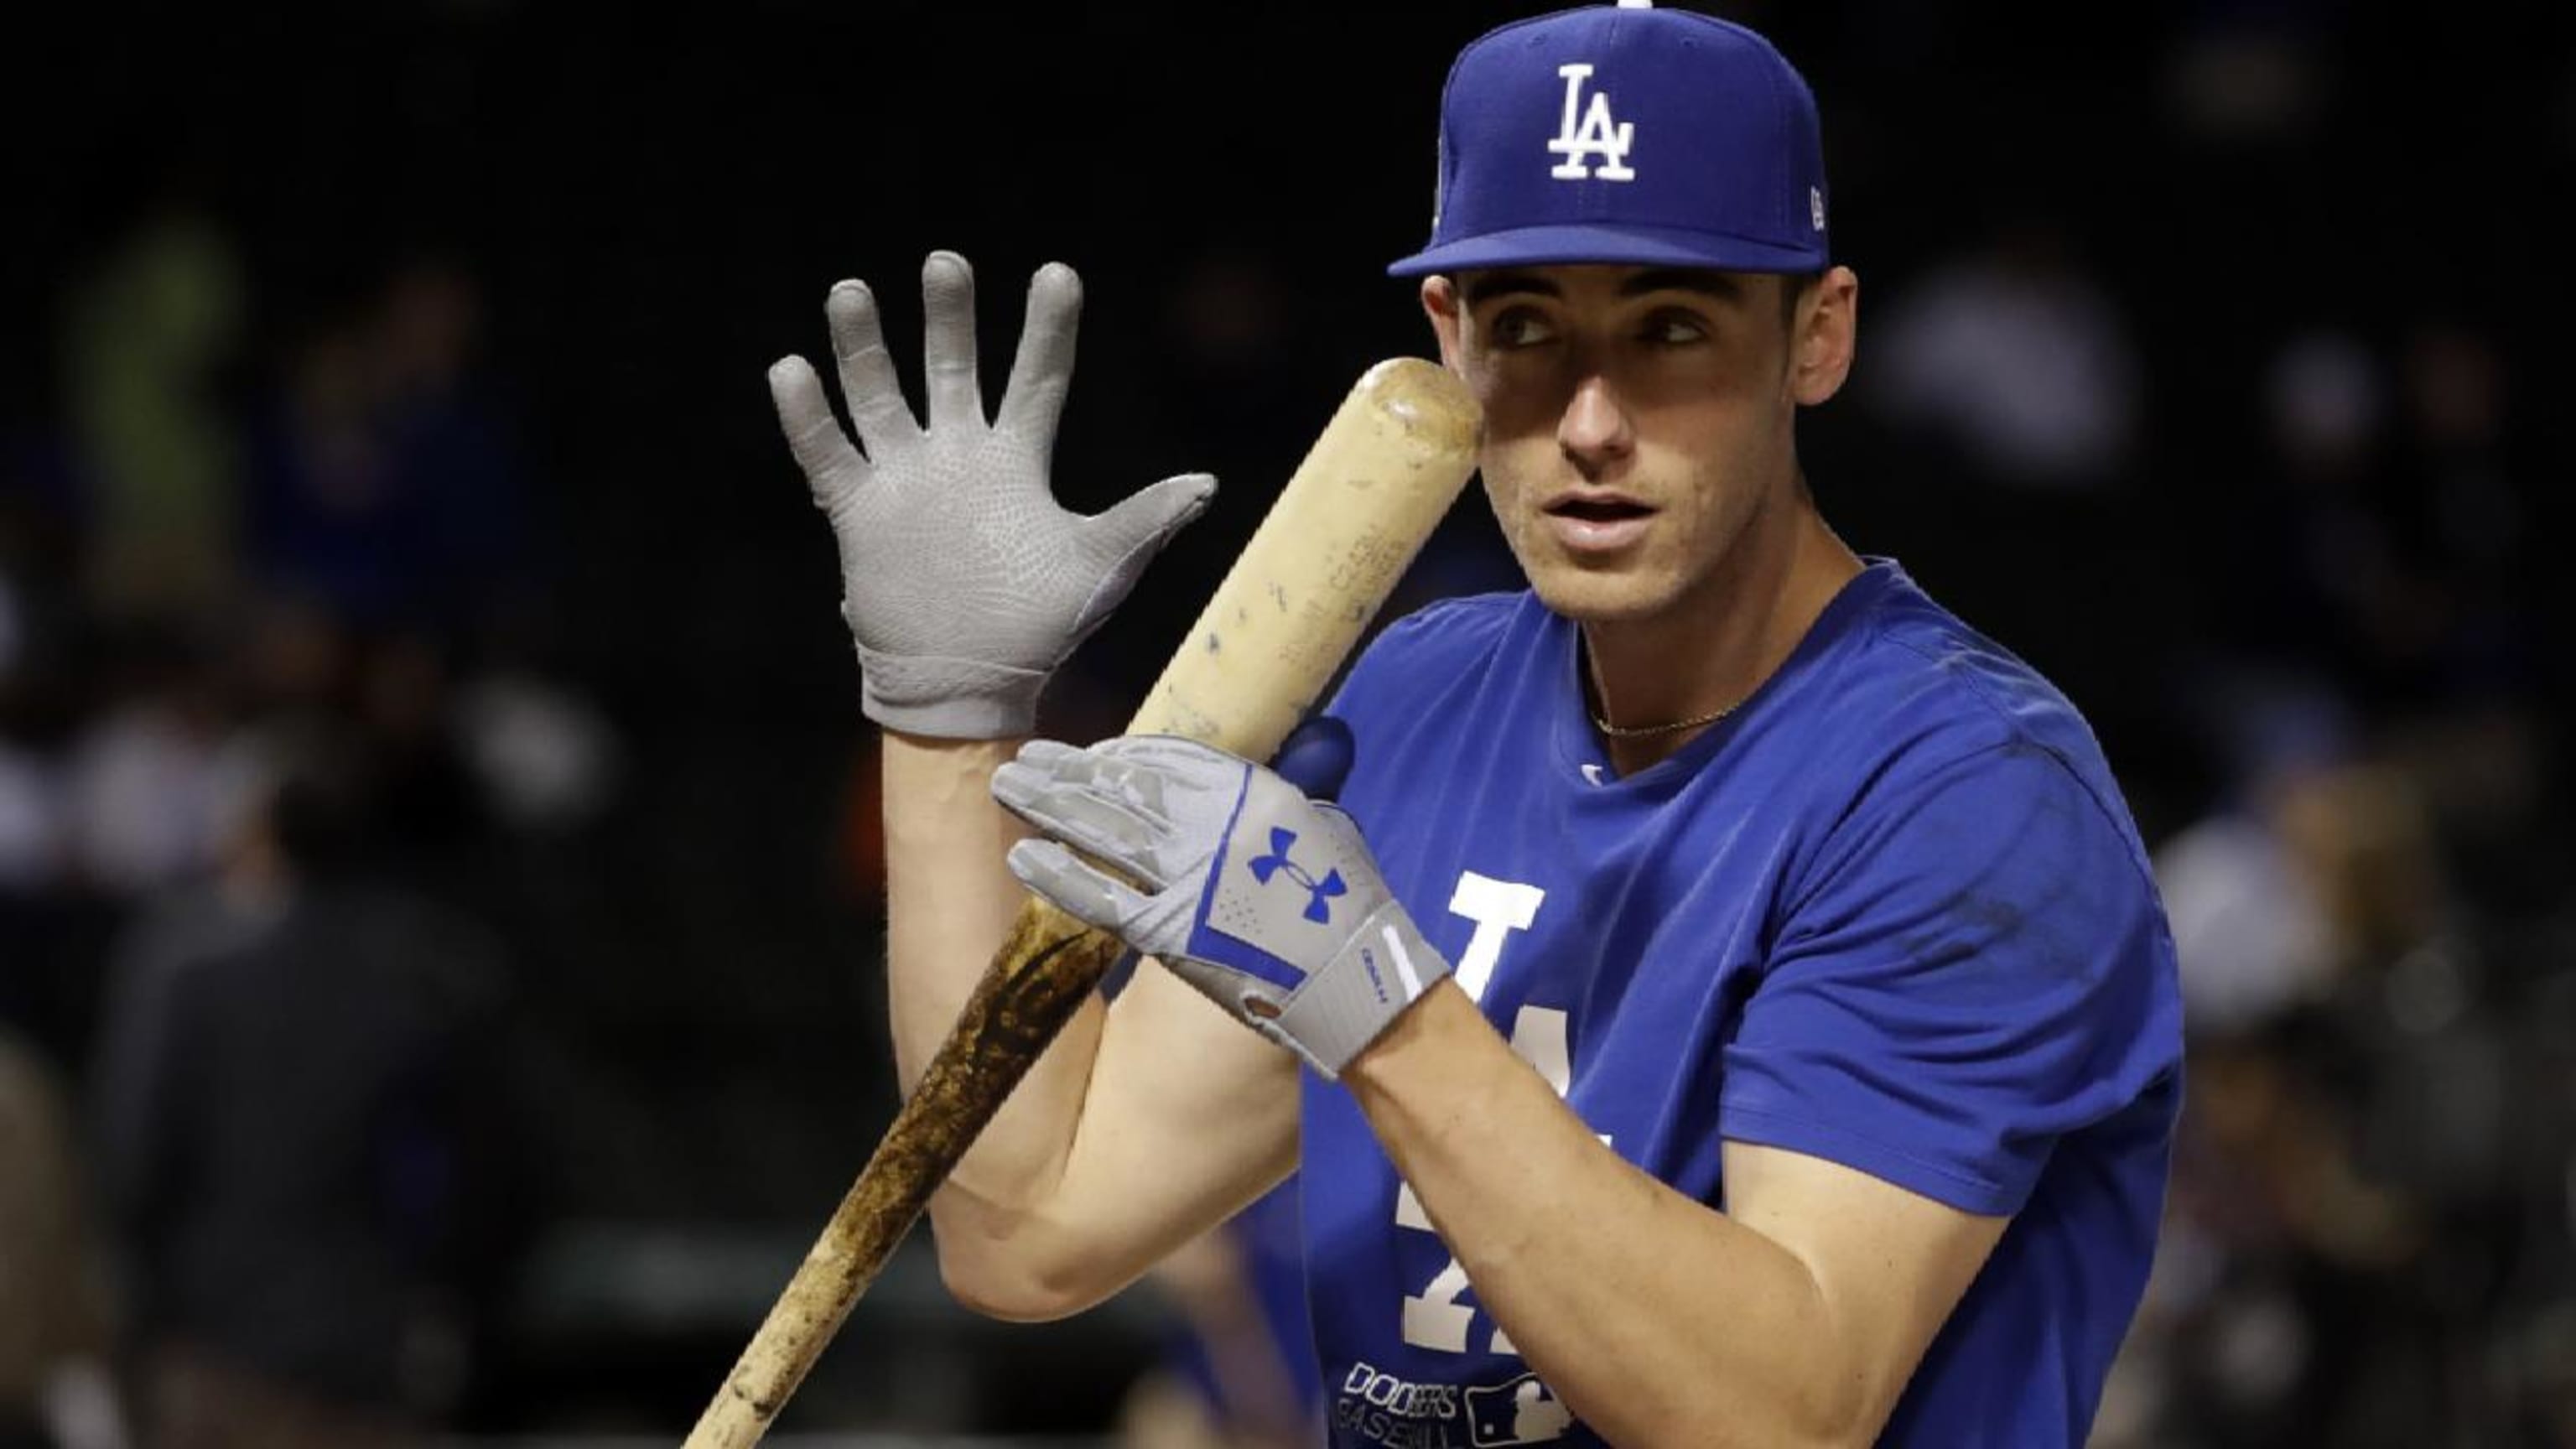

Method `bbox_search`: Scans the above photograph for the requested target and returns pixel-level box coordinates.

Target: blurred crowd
[2,217,612,1446]
[5,2,2573,1446]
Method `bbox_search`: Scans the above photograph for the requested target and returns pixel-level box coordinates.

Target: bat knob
[1270,714,1356,802]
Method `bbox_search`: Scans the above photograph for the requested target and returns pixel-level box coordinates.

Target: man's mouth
[1540,493,1658,553]
[1545,496,1655,523]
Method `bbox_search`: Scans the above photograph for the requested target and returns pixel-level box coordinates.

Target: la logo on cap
[1548,63,1634,181]
[1550,0,1657,181]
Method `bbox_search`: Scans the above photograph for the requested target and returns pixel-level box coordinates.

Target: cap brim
[1387,221,1825,278]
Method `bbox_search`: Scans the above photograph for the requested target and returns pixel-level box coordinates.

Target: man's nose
[1556,373,1635,475]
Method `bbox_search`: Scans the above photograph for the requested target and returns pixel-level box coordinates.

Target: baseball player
[767,5,2182,1445]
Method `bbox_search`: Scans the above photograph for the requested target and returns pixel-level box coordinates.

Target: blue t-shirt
[1166,1179,1326,1433]
[1301,558,2182,1447]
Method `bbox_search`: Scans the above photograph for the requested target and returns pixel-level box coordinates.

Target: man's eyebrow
[1618,268,1746,302]
[1458,268,1748,308]
[1459,271,1559,308]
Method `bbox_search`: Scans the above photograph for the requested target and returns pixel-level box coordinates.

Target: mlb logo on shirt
[1462,1372,1575,1445]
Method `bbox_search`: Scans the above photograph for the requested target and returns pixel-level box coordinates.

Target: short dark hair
[1778,270,1822,335]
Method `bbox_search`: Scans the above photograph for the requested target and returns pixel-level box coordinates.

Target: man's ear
[1789,265,1859,407]
[1422,275,1467,377]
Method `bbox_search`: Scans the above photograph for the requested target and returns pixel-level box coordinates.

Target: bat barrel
[1133,357,1481,752]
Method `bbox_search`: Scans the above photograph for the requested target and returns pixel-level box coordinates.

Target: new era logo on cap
[1389,3,1831,278]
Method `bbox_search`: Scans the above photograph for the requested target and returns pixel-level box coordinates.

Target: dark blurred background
[3,2,2573,1446]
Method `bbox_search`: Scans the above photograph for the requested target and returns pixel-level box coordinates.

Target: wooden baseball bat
[683,356,1480,1448]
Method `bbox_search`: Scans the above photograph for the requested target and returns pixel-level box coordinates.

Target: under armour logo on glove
[1248,828,1348,923]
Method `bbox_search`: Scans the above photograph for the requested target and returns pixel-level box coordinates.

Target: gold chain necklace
[1589,699,1742,739]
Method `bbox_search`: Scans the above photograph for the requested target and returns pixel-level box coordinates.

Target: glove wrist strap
[1273,901,1451,1079]
[854,641,1048,739]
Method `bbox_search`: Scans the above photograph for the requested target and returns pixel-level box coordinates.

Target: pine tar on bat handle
[683,896,1119,1449]
[683,356,1480,1449]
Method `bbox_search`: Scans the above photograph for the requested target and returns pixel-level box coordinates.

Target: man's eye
[1488,309,1557,348]
[1644,311,1710,345]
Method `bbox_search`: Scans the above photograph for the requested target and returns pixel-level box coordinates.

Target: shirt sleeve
[1717,740,2181,1218]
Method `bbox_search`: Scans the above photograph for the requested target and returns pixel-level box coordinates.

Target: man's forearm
[881,734,1108,1220]
[1343,984,1869,1448]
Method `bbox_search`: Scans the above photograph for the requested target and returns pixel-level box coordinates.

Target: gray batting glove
[990,735,1451,1078]
[767,252,1216,739]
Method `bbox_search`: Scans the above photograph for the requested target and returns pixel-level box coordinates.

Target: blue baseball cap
[1388,3,1831,278]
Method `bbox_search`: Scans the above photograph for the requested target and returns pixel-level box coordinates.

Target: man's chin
[1524,564,1680,625]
